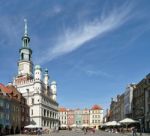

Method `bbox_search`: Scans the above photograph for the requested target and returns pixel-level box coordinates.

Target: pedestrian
[132,127,137,136]
[37,128,40,136]
[56,126,59,132]
[92,126,96,134]
[84,127,87,134]
[86,127,88,134]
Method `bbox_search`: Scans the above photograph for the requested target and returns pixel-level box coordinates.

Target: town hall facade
[13,20,59,129]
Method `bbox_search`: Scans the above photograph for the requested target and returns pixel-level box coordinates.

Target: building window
[31,109,33,115]
[0,101,3,107]
[32,98,34,104]
[148,91,150,97]
[6,103,9,109]
[0,89,2,94]
[14,106,15,111]
[0,112,3,119]
[148,104,150,112]
[44,109,46,117]
[47,121,49,126]
[6,114,9,120]
[22,117,24,121]
[26,118,29,122]
[44,120,46,126]
[47,111,49,117]
[16,107,18,112]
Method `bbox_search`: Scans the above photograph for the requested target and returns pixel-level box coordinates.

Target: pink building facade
[67,110,75,126]
[82,109,90,125]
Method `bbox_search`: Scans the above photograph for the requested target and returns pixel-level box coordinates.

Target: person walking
[37,128,40,136]
[92,126,96,134]
[132,127,137,136]
[84,127,88,134]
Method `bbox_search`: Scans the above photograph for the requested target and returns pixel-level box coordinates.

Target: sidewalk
[123,132,150,136]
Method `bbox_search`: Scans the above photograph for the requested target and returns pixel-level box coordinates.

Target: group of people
[36,128,43,136]
[83,126,96,134]
[23,128,43,135]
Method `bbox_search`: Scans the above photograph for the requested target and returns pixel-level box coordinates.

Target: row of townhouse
[0,83,29,135]
[58,105,104,129]
[105,73,150,132]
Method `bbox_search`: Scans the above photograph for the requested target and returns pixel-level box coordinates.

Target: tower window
[31,109,33,115]
[21,53,24,60]
[25,39,27,47]
[29,54,31,61]
[32,98,34,104]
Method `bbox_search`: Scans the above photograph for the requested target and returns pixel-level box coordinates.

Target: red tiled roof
[7,85,21,100]
[68,109,74,112]
[0,83,12,94]
[59,107,67,112]
[91,104,102,110]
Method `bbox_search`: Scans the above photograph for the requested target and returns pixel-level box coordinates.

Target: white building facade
[90,105,103,129]
[58,108,68,127]
[124,84,135,118]
[13,20,59,129]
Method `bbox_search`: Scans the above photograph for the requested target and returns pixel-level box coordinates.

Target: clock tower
[18,19,33,77]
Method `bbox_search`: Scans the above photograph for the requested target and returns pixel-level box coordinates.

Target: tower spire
[22,18,30,48]
[18,19,33,77]
[24,19,28,36]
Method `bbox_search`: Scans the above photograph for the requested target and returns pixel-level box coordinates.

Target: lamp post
[139,119,142,136]
[138,107,144,136]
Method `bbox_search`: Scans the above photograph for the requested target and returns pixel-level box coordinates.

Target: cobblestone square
[9,130,149,136]
[49,130,149,136]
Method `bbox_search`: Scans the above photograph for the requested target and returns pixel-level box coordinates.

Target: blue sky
[0,0,150,110]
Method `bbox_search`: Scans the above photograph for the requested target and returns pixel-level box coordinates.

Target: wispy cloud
[37,2,133,64]
[0,17,21,47]
[85,69,112,78]
[43,4,63,17]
